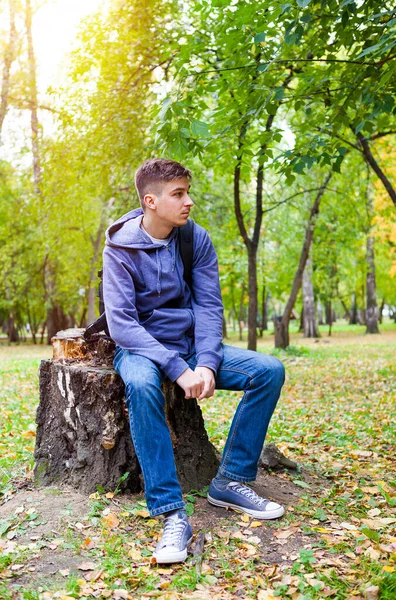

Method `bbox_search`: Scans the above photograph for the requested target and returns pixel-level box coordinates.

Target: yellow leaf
[257,590,276,600]
[135,509,150,518]
[105,492,114,499]
[101,512,120,530]
[159,581,170,589]
[240,543,257,556]
[251,521,263,528]
[382,566,394,573]
[22,430,36,437]
[128,549,143,561]
[241,513,250,523]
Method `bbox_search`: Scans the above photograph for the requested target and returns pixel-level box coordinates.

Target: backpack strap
[178,219,194,288]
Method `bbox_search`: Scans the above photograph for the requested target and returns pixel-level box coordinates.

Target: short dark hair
[135,158,192,203]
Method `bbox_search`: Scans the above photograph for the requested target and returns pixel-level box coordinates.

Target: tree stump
[34,329,219,494]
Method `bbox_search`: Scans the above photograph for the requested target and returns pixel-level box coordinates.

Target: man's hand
[176,368,204,399]
[194,366,215,400]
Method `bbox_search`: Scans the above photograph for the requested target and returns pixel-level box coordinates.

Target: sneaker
[152,510,193,564]
[207,480,284,519]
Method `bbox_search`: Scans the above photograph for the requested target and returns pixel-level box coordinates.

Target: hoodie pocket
[141,308,194,341]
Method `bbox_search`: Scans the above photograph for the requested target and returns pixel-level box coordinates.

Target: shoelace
[159,516,186,548]
[229,482,267,507]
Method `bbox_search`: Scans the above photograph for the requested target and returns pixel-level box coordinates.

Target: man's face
[145,178,194,227]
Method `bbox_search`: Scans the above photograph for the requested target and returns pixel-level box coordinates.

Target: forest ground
[0,323,395,600]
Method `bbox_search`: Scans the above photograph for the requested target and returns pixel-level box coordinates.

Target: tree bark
[378,298,385,324]
[302,256,319,337]
[247,248,258,350]
[356,132,396,209]
[25,0,42,196]
[46,306,72,343]
[365,234,379,333]
[87,199,114,324]
[317,300,324,325]
[349,293,358,324]
[0,0,16,136]
[238,281,246,341]
[274,172,332,349]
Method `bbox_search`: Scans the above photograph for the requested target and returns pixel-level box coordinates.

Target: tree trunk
[317,300,324,325]
[87,199,115,324]
[356,132,396,209]
[247,248,258,351]
[25,0,42,196]
[0,0,16,136]
[365,234,379,334]
[46,306,72,344]
[7,313,19,343]
[378,298,385,324]
[349,293,358,324]
[302,256,319,337]
[222,315,228,339]
[325,302,332,326]
[35,330,219,494]
[274,171,332,349]
[259,284,268,336]
[238,281,245,341]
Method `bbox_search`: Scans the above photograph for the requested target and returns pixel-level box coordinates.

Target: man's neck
[142,215,173,239]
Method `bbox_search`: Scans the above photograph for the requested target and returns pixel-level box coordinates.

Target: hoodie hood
[105,207,177,249]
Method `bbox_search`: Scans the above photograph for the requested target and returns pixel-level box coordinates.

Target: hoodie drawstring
[156,248,162,297]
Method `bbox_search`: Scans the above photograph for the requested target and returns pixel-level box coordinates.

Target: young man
[103,158,285,564]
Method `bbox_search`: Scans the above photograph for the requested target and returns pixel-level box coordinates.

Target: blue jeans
[114,344,285,516]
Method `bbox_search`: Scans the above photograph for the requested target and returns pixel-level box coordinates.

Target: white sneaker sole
[153,536,193,564]
[207,495,285,519]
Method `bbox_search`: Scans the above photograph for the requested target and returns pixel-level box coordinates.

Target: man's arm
[103,246,189,382]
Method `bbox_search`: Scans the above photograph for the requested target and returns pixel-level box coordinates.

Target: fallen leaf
[382,566,394,573]
[365,585,379,600]
[128,549,143,561]
[102,512,120,530]
[112,590,130,599]
[105,492,114,499]
[78,561,97,571]
[135,509,150,518]
[367,508,381,517]
[257,590,276,600]
[239,542,257,556]
[59,567,70,576]
[250,521,263,528]
[340,522,358,531]
[274,529,295,539]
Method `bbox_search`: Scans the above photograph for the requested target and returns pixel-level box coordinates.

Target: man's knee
[256,355,285,387]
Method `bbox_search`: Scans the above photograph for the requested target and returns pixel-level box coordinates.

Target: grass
[0,324,395,599]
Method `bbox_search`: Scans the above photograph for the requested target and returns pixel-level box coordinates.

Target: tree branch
[355,131,396,208]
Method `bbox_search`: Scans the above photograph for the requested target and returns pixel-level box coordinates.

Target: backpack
[83,220,194,341]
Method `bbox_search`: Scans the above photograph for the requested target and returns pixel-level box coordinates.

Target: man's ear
[143,193,157,211]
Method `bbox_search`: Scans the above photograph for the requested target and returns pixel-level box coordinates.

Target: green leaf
[185,502,195,516]
[191,119,210,138]
[293,480,311,489]
[254,32,266,43]
[297,0,311,8]
[360,525,380,542]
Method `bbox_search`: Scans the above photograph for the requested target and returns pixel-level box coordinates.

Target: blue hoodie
[103,208,224,382]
